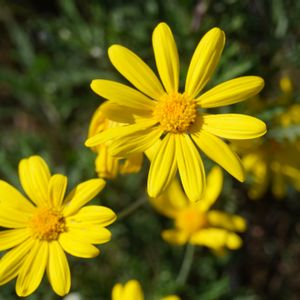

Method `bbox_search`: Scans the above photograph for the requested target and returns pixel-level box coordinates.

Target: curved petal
[197,76,265,108]
[152,22,179,93]
[48,174,67,209]
[91,80,155,111]
[0,204,32,228]
[65,226,111,245]
[109,127,163,157]
[63,179,106,217]
[85,119,157,148]
[95,147,119,179]
[16,240,48,297]
[185,28,225,98]
[112,283,123,300]
[47,241,71,296]
[202,114,267,140]
[162,229,189,245]
[108,45,165,99]
[147,134,177,198]
[192,130,244,182]
[123,280,144,300]
[149,179,188,218]
[66,205,116,227]
[0,238,35,285]
[0,228,30,251]
[194,166,223,212]
[207,210,247,232]
[176,134,206,202]
[119,153,143,175]
[0,180,35,213]
[18,156,51,207]
[190,228,242,250]
[59,232,100,258]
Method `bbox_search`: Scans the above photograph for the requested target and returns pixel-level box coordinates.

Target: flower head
[0,155,116,297]
[111,279,180,300]
[150,166,246,251]
[88,104,143,179]
[86,22,267,201]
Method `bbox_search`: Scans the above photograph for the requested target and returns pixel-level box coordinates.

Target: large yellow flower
[88,104,143,179]
[150,166,246,251]
[112,279,180,300]
[86,22,267,202]
[0,155,116,297]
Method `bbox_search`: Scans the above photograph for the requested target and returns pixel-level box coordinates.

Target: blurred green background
[1,0,300,299]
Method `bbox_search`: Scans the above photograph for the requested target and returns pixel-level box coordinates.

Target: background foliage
[1,0,300,299]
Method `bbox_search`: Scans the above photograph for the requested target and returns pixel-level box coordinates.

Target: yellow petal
[194,166,223,212]
[59,232,100,258]
[123,280,144,300]
[207,210,247,232]
[0,180,34,213]
[152,22,179,93]
[95,147,120,179]
[176,134,206,202]
[108,45,165,99]
[66,205,116,227]
[162,296,181,300]
[162,229,189,245]
[0,228,30,251]
[192,130,244,182]
[149,179,188,218]
[47,241,70,296]
[0,203,32,228]
[0,238,34,285]
[190,228,242,250]
[112,283,123,300]
[66,226,111,245]
[18,155,51,207]
[185,28,225,98]
[119,153,143,175]
[63,179,106,217]
[91,80,155,111]
[202,114,267,139]
[85,119,157,148]
[16,240,48,297]
[197,76,264,108]
[109,127,163,157]
[48,174,67,209]
[148,134,177,198]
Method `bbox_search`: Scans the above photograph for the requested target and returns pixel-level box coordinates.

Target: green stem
[176,243,195,286]
[117,196,148,221]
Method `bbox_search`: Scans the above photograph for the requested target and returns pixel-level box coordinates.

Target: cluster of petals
[86,22,267,202]
[0,155,116,297]
[149,166,246,251]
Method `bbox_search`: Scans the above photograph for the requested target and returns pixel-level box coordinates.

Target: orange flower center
[29,208,66,241]
[175,207,206,235]
[153,92,197,133]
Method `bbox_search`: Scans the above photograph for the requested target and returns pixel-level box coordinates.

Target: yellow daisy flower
[150,166,246,251]
[88,104,143,179]
[86,22,266,202]
[0,155,116,297]
[112,279,180,300]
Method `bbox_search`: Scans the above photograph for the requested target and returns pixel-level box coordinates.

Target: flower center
[175,208,206,235]
[29,208,66,241]
[153,92,197,133]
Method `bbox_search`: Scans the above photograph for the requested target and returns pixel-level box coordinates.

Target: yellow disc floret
[29,208,66,241]
[153,92,197,133]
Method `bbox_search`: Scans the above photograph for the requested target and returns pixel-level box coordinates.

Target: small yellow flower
[111,279,180,300]
[88,104,143,179]
[0,155,116,297]
[86,22,266,202]
[150,166,246,251]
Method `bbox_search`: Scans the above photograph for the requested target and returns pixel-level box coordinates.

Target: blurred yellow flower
[236,139,300,199]
[111,279,180,300]
[88,104,143,179]
[86,22,266,202]
[150,166,246,251]
[0,155,116,297]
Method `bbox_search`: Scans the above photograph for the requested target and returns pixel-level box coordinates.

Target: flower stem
[117,196,148,221]
[176,243,195,286]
